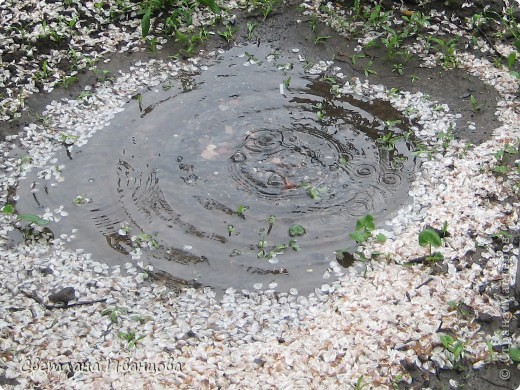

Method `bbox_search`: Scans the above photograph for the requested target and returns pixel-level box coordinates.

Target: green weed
[101,307,128,324]
[218,25,237,43]
[418,228,443,262]
[118,330,146,349]
[439,334,466,369]
[349,214,385,244]
[1,204,51,226]
[246,22,257,40]
[236,204,248,219]
[140,0,220,38]
[469,94,481,113]
[428,37,459,68]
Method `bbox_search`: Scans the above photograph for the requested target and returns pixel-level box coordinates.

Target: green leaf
[288,239,300,251]
[18,214,51,226]
[356,214,375,232]
[289,224,306,237]
[514,40,520,53]
[199,0,221,14]
[440,334,453,349]
[339,157,348,165]
[349,230,369,243]
[509,347,520,362]
[1,204,15,215]
[452,342,464,359]
[492,165,508,174]
[418,228,442,248]
[507,51,517,69]
[141,9,152,38]
[307,187,320,200]
[376,233,387,243]
[236,204,248,218]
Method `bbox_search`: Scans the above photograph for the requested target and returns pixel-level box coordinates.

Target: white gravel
[1,0,519,388]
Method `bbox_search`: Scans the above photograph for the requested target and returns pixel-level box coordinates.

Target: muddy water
[17,45,418,293]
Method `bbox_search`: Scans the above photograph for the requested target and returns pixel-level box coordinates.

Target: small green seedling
[73,195,91,205]
[300,182,328,200]
[288,239,300,251]
[392,63,404,75]
[261,2,274,19]
[236,204,248,219]
[101,307,128,324]
[257,220,303,259]
[492,165,509,174]
[132,233,159,249]
[218,25,237,43]
[246,22,257,40]
[490,230,513,241]
[441,221,449,237]
[364,60,377,77]
[257,236,266,258]
[355,374,368,390]
[349,214,376,243]
[227,224,235,237]
[447,300,471,316]
[289,224,306,237]
[377,131,400,151]
[309,15,318,31]
[418,228,442,258]
[439,334,466,368]
[118,330,145,349]
[59,132,79,145]
[135,93,143,111]
[469,94,481,113]
[311,102,326,121]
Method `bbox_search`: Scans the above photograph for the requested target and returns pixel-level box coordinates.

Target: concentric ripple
[228,127,357,201]
[15,45,419,293]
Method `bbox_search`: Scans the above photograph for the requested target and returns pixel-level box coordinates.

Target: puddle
[16,45,419,293]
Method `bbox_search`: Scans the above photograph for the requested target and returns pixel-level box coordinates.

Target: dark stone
[0,374,19,386]
[40,267,53,275]
[48,287,76,304]
[476,312,495,324]
[336,250,355,268]
[254,358,266,367]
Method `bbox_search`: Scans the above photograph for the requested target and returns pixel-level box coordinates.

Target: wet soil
[1,1,503,145]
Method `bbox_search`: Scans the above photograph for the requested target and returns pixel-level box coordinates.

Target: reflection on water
[16,45,418,293]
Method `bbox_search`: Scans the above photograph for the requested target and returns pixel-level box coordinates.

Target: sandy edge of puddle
[0,0,519,388]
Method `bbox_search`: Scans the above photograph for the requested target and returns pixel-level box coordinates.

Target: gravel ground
[1,0,519,388]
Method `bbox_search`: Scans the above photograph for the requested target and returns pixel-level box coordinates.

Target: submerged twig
[21,290,107,310]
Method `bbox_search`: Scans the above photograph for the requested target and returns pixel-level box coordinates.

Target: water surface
[16,45,418,293]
